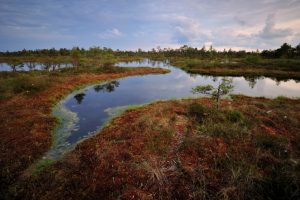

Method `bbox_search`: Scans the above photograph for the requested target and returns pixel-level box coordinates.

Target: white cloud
[167,12,298,51]
[173,16,212,46]
[258,14,292,39]
[1,0,300,50]
[98,28,123,39]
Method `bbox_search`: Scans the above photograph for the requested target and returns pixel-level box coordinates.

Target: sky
[0,0,300,51]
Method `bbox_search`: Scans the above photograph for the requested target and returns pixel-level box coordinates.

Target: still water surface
[0,62,73,71]
[47,59,300,159]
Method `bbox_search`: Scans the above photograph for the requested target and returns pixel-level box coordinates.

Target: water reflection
[244,76,260,88]
[48,59,300,160]
[94,81,120,93]
[115,59,170,68]
[0,62,74,72]
[74,93,86,104]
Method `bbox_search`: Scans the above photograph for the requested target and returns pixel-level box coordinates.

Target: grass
[187,102,207,122]
[1,55,300,199]
[0,55,150,100]
[226,109,243,123]
[254,133,289,159]
[0,58,169,198]
[170,57,300,79]
[33,159,55,175]
[0,65,169,101]
[189,105,251,142]
[7,96,299,200]
[0,72,54,100]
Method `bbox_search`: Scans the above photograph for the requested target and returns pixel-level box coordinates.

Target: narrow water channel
[47,59,300,159]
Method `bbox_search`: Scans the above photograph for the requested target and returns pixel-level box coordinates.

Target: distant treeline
[1,43,300,59]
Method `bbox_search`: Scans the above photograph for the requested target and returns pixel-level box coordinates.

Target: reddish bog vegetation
[0,67,167,197]
[11,96,300,200]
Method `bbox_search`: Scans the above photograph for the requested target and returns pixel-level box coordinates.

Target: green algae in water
[103,104,146,128]
[42,59,300,161]
[46,101,79,159]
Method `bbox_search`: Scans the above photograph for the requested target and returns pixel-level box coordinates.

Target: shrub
[103,61,114,69]
[178,135,205,155]
[245,55,261,64]
[253,162,299,200]
[198,111,249,142]
[186,60,201,68]
[255,133,289,159]
[11,75,50,95]
[34,159,54,175]
[226,110,243,123]
[202,123,248,141]
[188,103,206,122]
[276,96,288,101]
[0,73,51,99]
